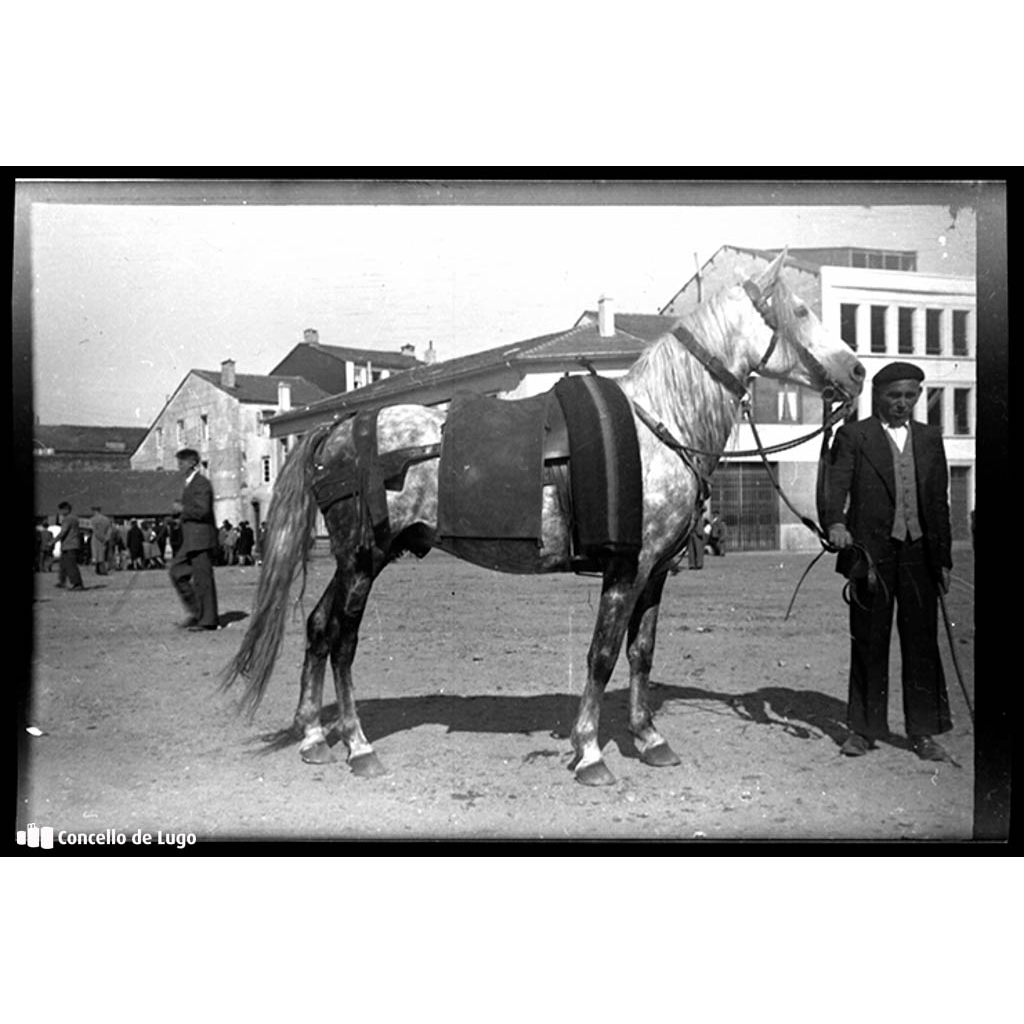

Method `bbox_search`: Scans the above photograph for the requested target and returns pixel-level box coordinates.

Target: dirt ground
[21,542,976,844]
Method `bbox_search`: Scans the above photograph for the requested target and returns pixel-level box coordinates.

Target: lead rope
[770,395,887,619]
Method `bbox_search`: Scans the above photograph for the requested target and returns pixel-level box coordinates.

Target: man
[823,361,954,762]
[55,501,85,591]
[687,508,706,570]
[707,512,727,556]
[236,520,255,565]
[168,448,220,631]
[90,505,113,575]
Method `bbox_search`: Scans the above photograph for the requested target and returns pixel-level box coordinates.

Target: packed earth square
[24,541,975,842]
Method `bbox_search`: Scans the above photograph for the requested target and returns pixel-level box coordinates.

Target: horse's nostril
[853,363,866,379]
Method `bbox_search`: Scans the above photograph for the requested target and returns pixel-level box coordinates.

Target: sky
[25,186,979,427]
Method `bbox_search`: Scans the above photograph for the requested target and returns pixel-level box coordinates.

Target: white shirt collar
[883,421,909,451]
[185,467,200,484]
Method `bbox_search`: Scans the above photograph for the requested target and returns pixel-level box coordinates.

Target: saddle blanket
[436,375,643,569]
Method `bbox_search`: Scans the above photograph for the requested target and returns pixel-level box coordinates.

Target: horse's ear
[754,246,790,288]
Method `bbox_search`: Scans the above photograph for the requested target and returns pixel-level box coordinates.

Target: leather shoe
[188,624,218,631]
[840,733,876,756]
[910,736,952,762]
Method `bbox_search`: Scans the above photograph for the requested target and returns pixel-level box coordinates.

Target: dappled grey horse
[223,252,864,785]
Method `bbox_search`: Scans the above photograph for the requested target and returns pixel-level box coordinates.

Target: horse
[223,251,865,786]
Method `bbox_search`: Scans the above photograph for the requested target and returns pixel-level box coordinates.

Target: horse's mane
[620,284,749,455]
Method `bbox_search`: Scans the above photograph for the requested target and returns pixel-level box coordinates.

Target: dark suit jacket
[822,416,952,578]
[179,472,218,553]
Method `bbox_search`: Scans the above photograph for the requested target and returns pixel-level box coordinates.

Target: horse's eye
[795,306,809,318]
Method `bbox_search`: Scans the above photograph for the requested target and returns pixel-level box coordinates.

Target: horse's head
[742,250,865,403]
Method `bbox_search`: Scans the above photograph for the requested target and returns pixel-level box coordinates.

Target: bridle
[624,276,858,554]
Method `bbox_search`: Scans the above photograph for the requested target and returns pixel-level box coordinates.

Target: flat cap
[175,447,200,462]
[873,361,925,387]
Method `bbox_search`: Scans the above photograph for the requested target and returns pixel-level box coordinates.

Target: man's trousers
[169,547,219,628]
[846,537,951,740]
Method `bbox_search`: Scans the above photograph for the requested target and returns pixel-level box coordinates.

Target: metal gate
[710,463,780,551]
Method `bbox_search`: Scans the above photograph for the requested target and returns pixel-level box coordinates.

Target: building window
[176,419,185,446]
[952,310,969,356]
[850,249,916,271]
[261,456,271,484]
[155,426,163,456]
[751,378,803,424]
[870,306,887,354]
[898,307,914,354]
[953,388,971,435]
[840,304,857,351]
[927,387,944,429]
[925,309,942,354]
[777,385,800,423]
[200,414,209,444]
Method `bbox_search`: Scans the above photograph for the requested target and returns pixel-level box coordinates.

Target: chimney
[221,359,236,388]
[303,328,320,346]
[278,380,292,412]
[425,340,437,364]
[598,296,615,338]
[400,343,416,358]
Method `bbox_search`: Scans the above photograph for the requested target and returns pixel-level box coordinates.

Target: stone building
[131,359,330,533]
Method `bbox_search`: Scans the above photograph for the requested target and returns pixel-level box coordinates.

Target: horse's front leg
[627,571,682,768]
[570,556,641,786]
[294,573,340,764]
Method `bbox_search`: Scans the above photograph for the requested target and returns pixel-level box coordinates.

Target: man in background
[55,501,84,591]
[90,505,113,575]
[168,449,220,631]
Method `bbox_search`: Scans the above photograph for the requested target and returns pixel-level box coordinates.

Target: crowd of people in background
[34,509,264,575]
[216,520,257,566]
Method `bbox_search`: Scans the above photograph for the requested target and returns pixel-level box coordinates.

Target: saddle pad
[554,374,643,556]
[437,390,551,541]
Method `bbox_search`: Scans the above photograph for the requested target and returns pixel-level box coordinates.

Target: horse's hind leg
[330,547,388,778]
[627,572,682,768]
[294,574,342,764]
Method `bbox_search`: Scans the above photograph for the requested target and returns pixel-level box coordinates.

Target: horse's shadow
[253,681,852,758]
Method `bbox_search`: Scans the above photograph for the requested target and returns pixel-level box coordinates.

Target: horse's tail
[221,422,335,717]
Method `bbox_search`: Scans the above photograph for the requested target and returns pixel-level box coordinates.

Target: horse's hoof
[349,752,388,778]
[300,741,336,764]
[575,760,617,787]
[640,742,681,768]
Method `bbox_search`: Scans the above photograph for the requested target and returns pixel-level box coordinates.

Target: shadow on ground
[249,682,852,759]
